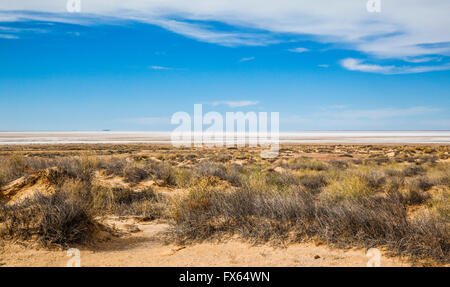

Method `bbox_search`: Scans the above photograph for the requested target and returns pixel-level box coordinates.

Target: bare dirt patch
[0,219,408,267]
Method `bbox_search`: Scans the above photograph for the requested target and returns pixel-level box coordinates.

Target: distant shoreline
[0,131,449,145]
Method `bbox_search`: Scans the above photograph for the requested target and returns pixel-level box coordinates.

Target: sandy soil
[0,218,409,267]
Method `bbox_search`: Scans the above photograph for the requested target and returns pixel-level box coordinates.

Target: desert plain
[0,143,448,267]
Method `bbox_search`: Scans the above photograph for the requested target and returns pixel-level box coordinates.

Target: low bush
[92,187,162,218]
[402,189,431,206]
[194,161,227,179]
[149,161,176,186]
[430,191,449,220]
[279,157,329,171]
[321,176,377,201]
[102,157,128,176]
[123,166,150,183]
[298,173,328,193]
[0,192,96,246]
[171,187,449,263]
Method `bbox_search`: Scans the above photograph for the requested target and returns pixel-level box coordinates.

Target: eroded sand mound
[0,168,64,204]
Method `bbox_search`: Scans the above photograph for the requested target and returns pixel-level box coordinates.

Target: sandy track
[0,220,409,267]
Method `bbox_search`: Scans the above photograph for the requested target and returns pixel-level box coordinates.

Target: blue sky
[0,1,449,131]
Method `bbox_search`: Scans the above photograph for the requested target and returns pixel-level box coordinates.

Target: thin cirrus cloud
[211,101,259,108]
[0,25,48,38]
[149,65,187,71]
[141,17,278,47]
[287,47,309,53]
[1,1,450,73]
[239,56,255,62]
[0,33,18,39]
[340,58,450,75]
[149,65,172,70]
[403,57,442,64]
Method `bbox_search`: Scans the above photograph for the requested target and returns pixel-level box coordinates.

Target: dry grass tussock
[172,185,449,263]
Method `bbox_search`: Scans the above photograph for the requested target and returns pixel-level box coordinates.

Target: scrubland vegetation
[0,144,448,265]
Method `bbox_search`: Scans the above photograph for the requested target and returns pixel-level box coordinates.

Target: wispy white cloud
[143,18,278,47]
[403,57,442,63]
[288,47,309,53]
[318,64,329,68]
[341,58,450,74]
[211,100,259,108]
[239,56,255,62]
[0,33,18,39]
[0,25,48,39]
[1,1,450,71]
[341,58,390,73]
[149,65,172,70]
